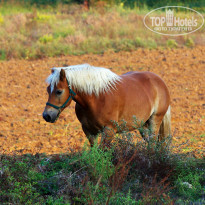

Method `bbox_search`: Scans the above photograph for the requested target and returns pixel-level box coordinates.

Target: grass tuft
[39,34,54,44]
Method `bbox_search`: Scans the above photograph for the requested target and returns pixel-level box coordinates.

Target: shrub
[81,142,115,181]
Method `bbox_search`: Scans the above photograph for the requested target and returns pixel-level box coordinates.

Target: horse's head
[43,69,75,123]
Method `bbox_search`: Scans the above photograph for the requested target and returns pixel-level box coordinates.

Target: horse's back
[121,71,169,99]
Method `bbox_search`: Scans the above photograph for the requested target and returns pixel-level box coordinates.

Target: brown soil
[0,47,204,157]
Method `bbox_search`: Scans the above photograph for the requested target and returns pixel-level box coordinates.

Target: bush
[81,142,115,181]
[174,157,205,201]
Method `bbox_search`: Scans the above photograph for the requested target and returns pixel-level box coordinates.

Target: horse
[43,64,171,146]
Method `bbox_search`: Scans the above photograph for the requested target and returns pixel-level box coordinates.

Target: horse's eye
[56,90,63,95]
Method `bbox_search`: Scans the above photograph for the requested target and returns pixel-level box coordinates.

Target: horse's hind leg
[148,113,165,141]
[139,113,164,142]
[139,121,150,142]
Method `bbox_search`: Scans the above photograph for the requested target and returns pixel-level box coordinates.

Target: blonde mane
[46,64,122,95]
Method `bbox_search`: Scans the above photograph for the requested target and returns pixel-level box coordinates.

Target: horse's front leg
[101,126,116,148]
[82,125,96,147]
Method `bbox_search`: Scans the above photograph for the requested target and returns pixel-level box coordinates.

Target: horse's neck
[74,91,97,110]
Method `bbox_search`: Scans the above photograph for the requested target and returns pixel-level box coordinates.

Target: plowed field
[0,47,204,157]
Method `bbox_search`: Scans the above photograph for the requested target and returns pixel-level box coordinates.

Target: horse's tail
[159,105,171,140]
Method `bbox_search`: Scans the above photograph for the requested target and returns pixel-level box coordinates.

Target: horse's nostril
[43,113,51,122]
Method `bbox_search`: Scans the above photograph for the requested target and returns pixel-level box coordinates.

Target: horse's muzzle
[43,110,58,123]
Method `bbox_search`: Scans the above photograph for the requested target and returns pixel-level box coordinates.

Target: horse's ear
[60,69,66,81]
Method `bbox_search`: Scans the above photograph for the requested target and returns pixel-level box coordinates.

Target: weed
[81,142,115,181]
[135,37,146,47]
[35,13,55,22]
[0,49,6,60]
[39,34,54,44]
[146,38,157,48]
[0,14,4,24]
[173,157,205,201]
[167,39,178,48]
[110,189,137,204]
[185,37,195,48]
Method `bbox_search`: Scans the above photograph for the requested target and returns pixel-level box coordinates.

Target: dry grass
[0,3,204,60]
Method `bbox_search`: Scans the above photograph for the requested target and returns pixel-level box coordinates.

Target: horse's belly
[119,96,153,127]
[118,74,156,126]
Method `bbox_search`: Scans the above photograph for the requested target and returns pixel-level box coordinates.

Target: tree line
[0,0,204,8]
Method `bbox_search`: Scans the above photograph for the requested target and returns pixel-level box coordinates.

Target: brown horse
[43,64,171,146]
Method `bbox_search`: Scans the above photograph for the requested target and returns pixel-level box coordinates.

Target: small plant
[185,37,195,48]
[146,38,157,48]
[81,142,115,181]
[135,37,146,47]
[110,189,137,204]
[39,34,54,44]
[0,14,4,24]
[35,13,55,22]
[174,160,205,201]
[0,49,6,60]
[167,39,178,48]
[53,26,75,39]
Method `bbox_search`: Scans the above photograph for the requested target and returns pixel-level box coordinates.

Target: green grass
[0,3,204,60]
[0,126,204,204]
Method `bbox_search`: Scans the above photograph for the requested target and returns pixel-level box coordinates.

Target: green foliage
[81,142,115,181]
[110,189,137,204]
[176,174,203,200]
[2,0,204,8]
[185,37,195,47]
[135,37,146,47]
[173,158,205,201]
[53,25,75,39]
[36,13,55,22]
[0,125,204,204]
[167,39,178,48]
[118,0,205,9]
[0,14,4,24]
[39,34,54,43]
[0,49,6,60]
